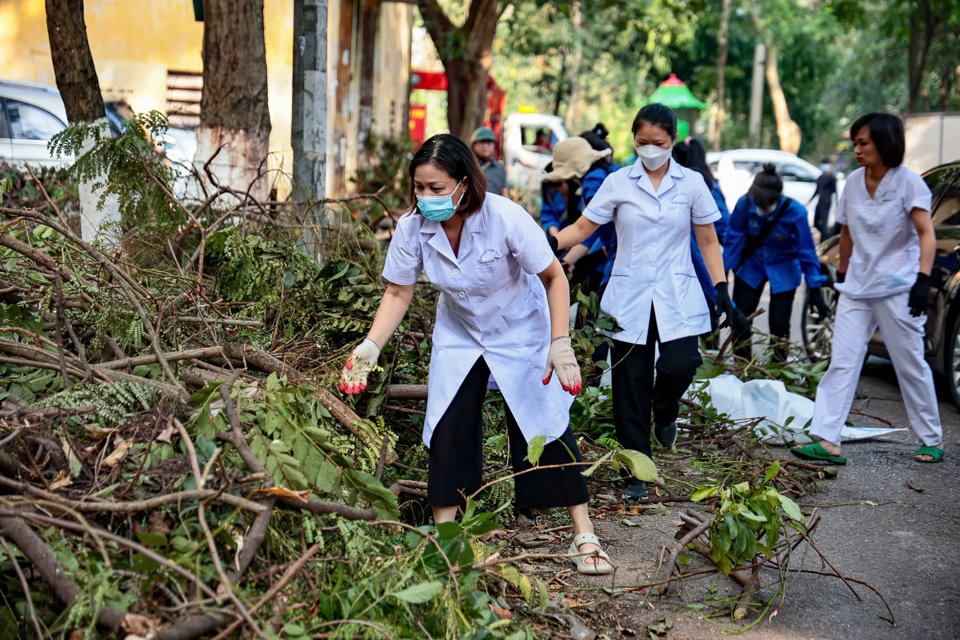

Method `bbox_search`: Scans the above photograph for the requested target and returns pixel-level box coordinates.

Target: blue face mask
[416,179,464,222]
[821,163,831,172]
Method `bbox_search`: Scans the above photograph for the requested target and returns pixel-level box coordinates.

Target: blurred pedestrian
[552,104,749,501]
[724,163,829,362]
[793,113,943,465]
[340,134,613,573]
[471,126,508,197]
[808,157,838,240]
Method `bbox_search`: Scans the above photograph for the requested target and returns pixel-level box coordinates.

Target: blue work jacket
[723,195,825,294]
[539,188,567,233]
[691,183,730,304]
[581,165,619,285]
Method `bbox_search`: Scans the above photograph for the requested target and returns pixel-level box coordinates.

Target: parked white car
[706,148,845,233]
[501,113,568,192]
[0,79,73,167]
[0,79,196,176]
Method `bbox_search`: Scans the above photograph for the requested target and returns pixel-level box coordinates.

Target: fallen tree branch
[0,476,267,514]
[97,346,225,370]
[0,504,127,632]
[386,384,429,400]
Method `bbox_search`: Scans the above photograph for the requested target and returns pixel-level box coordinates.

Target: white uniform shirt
[834,166,932,299]
[583,159,721,344]
[382,194,574,447]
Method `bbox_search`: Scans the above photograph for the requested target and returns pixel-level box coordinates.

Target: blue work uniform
[723,195,825,293]
[539,188,567,234]
[580,165,619,285]
[691,182,731,304]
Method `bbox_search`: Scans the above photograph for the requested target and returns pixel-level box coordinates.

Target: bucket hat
[541,137,612,183]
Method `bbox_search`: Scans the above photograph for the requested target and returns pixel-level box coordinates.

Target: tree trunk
[553,47,567,117]
[749,1,800,154]
[907,0,935,112]
[564,0,583,130]
[195,0,272,201]
[765,43,801,154]
[713,0,731,151]
[45,0,104,123]
[418,0,503,141]
[358,0,380,167]
[45,0,120,244]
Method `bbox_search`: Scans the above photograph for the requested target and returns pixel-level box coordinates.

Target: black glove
[909,273,931,317]
[808,287,831,319]
[547,235,559,253]
[835,271,846,285]
[715,282,751,338]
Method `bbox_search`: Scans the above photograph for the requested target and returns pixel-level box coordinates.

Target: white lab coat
[811,165,942,447]
[582,159,721,344]
[382,194,574,447]
[833,166,932,299]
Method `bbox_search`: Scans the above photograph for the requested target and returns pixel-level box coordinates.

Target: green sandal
[790,441,847,465]
[914,445,944,463]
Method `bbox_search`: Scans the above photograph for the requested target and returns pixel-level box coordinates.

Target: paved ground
[563,357,959,639]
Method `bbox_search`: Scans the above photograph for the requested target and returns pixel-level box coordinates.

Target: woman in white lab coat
[792,113,944,465]
[339,134,612,574]
[551,104,749,501]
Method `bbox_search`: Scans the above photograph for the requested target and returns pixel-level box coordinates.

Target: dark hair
[591,122,609,140]
[672,138,715,191]
[631,103,677,140]
[578,130,612,154]
[408,134,487,216]
[748,163,783,210]
[850,113,904,167]
[821,157,832,165]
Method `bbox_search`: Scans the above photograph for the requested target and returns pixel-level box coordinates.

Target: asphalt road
[568,284,960,639]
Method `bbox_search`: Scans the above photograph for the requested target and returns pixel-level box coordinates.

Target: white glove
[542,336,582,395]
[339,338,381,394]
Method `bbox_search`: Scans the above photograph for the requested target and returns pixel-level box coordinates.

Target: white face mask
[636,144,673,171]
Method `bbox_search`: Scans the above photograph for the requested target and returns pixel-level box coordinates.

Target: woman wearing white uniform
[339,134,613,574]
[792,113,944,465]
[552,104,749,500]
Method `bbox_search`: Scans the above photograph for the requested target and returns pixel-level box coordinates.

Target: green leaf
[690,486,717,502]
[764,459,781,482]
[526,435,546,465]
[499,565,521,586]
[135,532,168,548]
[777,493,806,521]
[391,581,444,603]
[283,623,305,636]
[614,449,658,482]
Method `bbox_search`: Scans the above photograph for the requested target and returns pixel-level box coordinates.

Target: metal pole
[748,40,765,148]
[292,0,329,258]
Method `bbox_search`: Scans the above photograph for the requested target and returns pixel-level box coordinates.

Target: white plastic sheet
[690,374,906,445]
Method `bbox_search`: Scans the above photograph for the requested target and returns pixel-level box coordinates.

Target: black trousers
[427,357,590,509]
[732,276,796,361]
[611,309,702,459]
[813,203,832,240]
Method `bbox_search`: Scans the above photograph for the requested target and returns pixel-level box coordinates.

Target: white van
[501,113,568,192]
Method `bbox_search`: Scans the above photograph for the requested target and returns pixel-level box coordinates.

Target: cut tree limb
[0,504,127,632]
[386,384,428,400]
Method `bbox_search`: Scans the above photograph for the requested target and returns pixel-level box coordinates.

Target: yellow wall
[0,0,412,194]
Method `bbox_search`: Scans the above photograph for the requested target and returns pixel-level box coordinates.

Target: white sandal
[568,532,613,575]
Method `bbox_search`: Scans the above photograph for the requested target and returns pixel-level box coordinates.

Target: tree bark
[44,0,105,123]
[564,0,583,130]
[764,43,801,154]
[750,2,800,154]
[713,0,731,151]
[907,0,935,112]
[45,0,120,244]
[418,0,505,141]
[195,0,272,201]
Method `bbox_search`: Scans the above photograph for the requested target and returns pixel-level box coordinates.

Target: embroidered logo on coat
[478,249,502,264]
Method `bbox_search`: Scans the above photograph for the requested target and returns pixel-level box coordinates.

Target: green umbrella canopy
[648,74,707,110]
